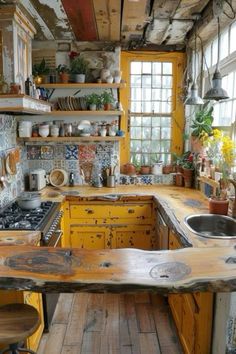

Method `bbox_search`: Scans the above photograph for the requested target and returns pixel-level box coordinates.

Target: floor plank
[53,293,74,324]
[139,333,161,354]
[64,293,88,346]
[41,323,67,354]
[38,293,182,354]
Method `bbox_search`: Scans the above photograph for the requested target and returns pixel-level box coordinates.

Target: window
[129,61,173,165]
[203,20,236,129]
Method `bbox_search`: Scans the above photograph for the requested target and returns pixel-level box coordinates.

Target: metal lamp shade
[185,82,204,105]
[204,69,229,101]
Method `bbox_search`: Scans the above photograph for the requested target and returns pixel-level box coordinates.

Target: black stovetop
[0,201,56,231]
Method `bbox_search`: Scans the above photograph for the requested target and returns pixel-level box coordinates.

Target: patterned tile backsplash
[26,141,120,186]
[0,114,24,208]
[0,113,174,209]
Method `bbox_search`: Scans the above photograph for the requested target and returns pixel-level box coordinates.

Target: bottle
[59,123,65,137]
[25,77,30,95]
[69,172,74,187]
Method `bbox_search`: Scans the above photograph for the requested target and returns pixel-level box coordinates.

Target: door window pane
[129,60,173,165]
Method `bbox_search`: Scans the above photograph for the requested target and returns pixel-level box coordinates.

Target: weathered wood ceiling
[0,0,236,50]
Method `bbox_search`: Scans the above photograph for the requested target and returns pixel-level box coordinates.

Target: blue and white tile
[65,145,78,160]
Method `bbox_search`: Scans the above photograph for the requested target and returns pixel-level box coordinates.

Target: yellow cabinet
[168,230,213,354]
[64,200,156,250]
[24,291,44,351]
[70,225,110,249]
[0,290,44,352]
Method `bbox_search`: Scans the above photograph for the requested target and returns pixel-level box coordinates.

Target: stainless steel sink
[184,214,236,239]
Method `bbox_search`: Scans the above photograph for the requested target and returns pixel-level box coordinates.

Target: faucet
[228,179,236,218]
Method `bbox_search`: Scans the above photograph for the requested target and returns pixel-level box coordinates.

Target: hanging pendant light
[185,29,204,105]
[204,17,229,101]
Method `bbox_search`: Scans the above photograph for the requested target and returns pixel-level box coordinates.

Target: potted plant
[182,153,195,188]
[101,90,114,110]
[56,64,70,83]
[190,103,214,153]
[150,154,163,175]
[86,93,101,111]
[204,129,235,214]
[70,56,89,83]
[32,58,50,84]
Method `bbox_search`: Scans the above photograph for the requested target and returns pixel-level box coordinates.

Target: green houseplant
[56,64,70,83]
[86,93,101,111]
[70,56,89,83]
[190,104,214,153]
[32,58,50,84]
[101,91,114,110]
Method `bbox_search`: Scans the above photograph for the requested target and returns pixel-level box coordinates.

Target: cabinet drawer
[69,203,152,220]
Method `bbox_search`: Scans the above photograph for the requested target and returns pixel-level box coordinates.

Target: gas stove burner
[0,200,57,231]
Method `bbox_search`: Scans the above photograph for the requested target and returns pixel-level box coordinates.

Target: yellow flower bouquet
[204,129,235,180]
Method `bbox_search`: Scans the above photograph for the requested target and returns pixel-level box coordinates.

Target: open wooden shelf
[48,110,123,116]
[0,94,51,114]
[17,136,124,143]
[42,83,126,89]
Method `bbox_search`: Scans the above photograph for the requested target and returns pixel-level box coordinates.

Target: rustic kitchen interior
[0,0,236,353]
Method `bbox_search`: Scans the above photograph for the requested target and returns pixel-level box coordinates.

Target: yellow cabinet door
[115,225,156,250]
[70,225,110,249]
[181,294,196,354]
[168,293,183,332]
[24,291,44,352]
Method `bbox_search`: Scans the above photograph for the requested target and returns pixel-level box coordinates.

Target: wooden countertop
[0,231,41,246]
[0,245,236,293]
[0,185,235,294]
[41,185,235,248]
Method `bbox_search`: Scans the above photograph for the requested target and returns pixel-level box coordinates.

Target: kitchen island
[1,184,236,353]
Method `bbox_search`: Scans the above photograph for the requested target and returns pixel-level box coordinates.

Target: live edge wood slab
[1,246,236,294]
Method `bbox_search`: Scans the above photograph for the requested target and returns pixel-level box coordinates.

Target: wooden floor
[38,293,182,354]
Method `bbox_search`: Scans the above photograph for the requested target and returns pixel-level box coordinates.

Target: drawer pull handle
[85,209,94,214]
[128,209,135,214]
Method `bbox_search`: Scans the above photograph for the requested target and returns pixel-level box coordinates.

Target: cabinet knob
[128,209,135,214]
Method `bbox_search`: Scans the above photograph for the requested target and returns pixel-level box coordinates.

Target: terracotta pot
[104,103,111,111]
[60,73,70,83]
[163,164,173,174]
[122,163,136,175]
[140,165,151,175]
[190,136,204,154]
[182,168,194,188]
[209,198,229,215]
[175,165,183,173]
[175,173,183,186]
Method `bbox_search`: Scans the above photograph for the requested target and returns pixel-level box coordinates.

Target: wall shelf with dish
[42,83,126,89]
[17,136,124,143]
[48,110,123,116]
[0,94,51,114]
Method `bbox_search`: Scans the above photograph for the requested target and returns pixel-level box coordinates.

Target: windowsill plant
[203,129,235,214]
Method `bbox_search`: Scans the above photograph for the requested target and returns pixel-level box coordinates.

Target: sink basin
[184,214,236,239]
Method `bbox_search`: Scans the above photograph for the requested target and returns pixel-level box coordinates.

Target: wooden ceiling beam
[61,0,98,41]
[93,0,121,41]
[121,0,150,42]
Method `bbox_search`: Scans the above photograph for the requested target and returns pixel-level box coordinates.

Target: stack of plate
[57,96,88,111]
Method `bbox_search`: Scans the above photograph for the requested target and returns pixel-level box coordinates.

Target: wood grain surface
[0,246,236,293]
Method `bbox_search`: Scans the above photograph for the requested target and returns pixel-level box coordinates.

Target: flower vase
[208,197,229,215]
